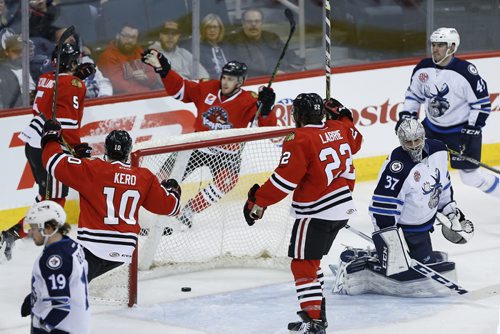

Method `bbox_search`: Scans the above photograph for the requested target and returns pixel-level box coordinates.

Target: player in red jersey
[0,43,95,261]
[40,124,181,281]
[141,49,277,229]
[244,93,363,333]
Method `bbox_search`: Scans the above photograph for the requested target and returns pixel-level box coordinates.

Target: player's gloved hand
[161,179,181,201]
[74,62,96,80]
[324,98,353,121]
[40,120,62,148]
[459,125,481,156]
[257,86,276,116]
[141,49,171,78]
[395,111,417,133]
[243,184,266,226]
[439,202,474,244]
[20,293,31,317]
[73,142,92,158]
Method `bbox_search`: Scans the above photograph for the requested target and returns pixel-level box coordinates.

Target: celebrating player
[40,124,181,281]
[1,43,95,261]
[21,200,90,333]
[334,119,473,297]
[141,49,276,229]
[396,27,498,197]
[243,94,363,333]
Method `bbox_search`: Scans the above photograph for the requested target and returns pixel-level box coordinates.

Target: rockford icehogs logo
[424,83,450,117]
[422,168,442,209]
[202,106,233,130]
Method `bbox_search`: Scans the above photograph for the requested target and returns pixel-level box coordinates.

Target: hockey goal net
[89,127,295,306]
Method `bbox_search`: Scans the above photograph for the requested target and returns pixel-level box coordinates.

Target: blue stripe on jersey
[443,182,451,191]
[369,207,401,216]
[406,95,424,103]
[423,118,465,133]
[372,195,404,206]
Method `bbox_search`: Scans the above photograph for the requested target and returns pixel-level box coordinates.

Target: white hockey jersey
[31,236,90,333]
[403,57,491,131]
[369,139,454,232]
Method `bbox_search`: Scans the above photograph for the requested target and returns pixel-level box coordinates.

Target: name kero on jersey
[114,173,136,185]
[319,130,343,144]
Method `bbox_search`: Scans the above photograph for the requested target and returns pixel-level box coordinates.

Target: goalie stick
[45,26,76,199]
[252,8,296,124]
[344,224,469,295]
[448,148,500,175]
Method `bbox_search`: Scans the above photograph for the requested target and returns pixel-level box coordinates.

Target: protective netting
[90,127,295,305]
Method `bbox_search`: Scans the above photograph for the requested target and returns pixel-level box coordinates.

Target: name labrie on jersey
[404,57,491,129]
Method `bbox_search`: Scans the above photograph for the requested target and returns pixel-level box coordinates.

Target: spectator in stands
[98,23,161,95]
[0,0,19,30]
[149,20,208,80]
[29,0,60,41]
[0,34,35,109]
[54,27,113,98]
[227,8,303,78]
[198,13,234,79]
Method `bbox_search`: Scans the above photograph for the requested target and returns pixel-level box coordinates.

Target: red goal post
[120,126,296,306]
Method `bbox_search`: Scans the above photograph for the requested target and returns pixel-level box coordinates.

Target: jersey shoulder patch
[284,132,296,142]
[71,78,83,88]
[46,254,63,270]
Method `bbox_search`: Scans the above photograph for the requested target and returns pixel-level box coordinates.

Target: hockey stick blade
[344,224,469,295]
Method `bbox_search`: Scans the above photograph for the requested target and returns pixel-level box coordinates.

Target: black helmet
[221,61,247,82]
[51,43,80,72]
[292,93,324,127]
[105,130,132,161]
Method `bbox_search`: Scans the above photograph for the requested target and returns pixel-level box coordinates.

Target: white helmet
[397,119,426,163]
[24,200,67,237]
[430,28,460,64]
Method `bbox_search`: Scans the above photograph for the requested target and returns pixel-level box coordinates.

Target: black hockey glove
[395,111,417,133]
[20,293,31,317]
[243,184,266,226]
[257,86,276,116]
[324,98,353,121]
[161,178,181,201]
[74,142,92,158]
[74,62,96,80]
[40,120,62,148]
[141,49,171,78]
[459,125,481,156]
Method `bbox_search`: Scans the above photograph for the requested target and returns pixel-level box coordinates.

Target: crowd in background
[0,0,498,111]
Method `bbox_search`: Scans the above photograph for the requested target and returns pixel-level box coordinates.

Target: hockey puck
[181,287,191,292]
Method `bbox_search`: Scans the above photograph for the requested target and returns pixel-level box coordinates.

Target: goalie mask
[221,61,247,86]
[292,93,324,128]
[105,130,133,162]
[24,200,67,238]
[397,119,426,163]
[430,28,460,65]
[52,43,81,72]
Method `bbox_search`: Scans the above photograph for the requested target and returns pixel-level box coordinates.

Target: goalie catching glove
[243,184,266,226]
[141,49,171,78]
[324,98,353,121]
[438,202,474,244]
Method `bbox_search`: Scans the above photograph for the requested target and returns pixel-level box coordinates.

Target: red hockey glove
[243,184,266,226]
[74,62,96,80]
[40,120,62,148]
[324,98,353,121]
[73,142,92,158]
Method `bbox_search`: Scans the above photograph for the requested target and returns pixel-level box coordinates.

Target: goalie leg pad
[372,226,412,276]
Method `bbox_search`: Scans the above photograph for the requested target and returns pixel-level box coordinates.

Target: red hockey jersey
[19,72,86,148]
[42,141,180,263]
[255,119,363,220]
[161,70,277,132]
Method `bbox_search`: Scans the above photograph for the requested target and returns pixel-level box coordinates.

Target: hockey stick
[448,148,500,175]
[344,224,469,295]
[252,8,296,125]
[45,26,75,199]
[325,0,331,99]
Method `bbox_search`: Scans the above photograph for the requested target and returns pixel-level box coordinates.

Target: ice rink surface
[1,170,499,334]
